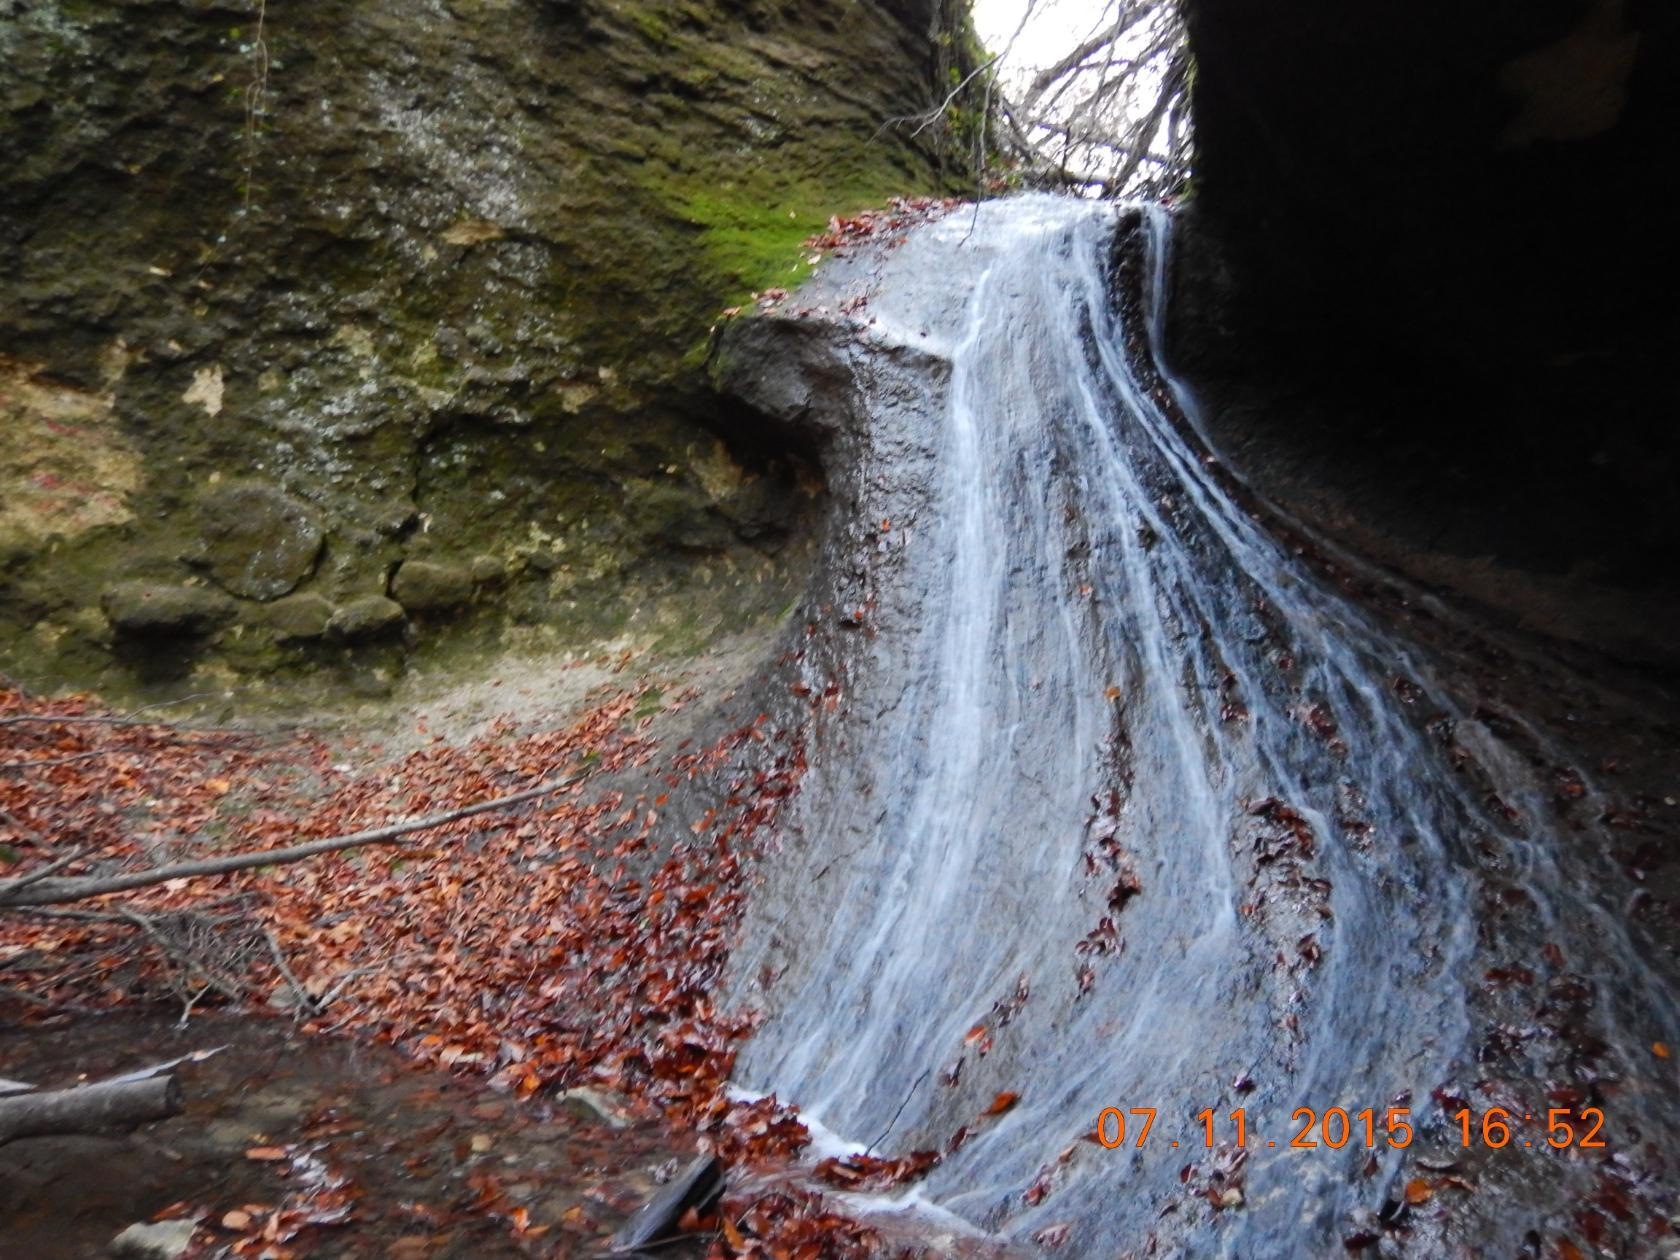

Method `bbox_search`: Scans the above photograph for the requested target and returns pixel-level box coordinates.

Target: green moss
[671,185,823,297]
[625,5,674,47]
[657,156,945,308]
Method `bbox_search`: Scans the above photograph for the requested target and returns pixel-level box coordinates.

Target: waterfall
[725,195,1680,1253]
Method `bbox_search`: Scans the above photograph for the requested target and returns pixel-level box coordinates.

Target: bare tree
[910,0,1189,200]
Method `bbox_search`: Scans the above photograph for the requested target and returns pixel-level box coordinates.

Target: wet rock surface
[1179,0,1680,628]
[711,199,1680,1256]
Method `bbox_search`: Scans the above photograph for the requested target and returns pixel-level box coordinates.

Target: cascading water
[722,195,1680,1253]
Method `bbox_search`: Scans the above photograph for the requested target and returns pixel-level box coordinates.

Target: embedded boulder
[101,583,236,638]
[195,482,324,601]
[265,592,335,642]
[389,560,474,614]
[327,596,407,642]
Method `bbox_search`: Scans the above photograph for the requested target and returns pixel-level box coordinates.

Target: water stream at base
[727,196,1680,1253]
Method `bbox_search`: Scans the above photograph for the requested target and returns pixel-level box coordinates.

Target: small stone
[102,582,236,637]
[389,559,474,613]
[1217,1187,1244,1209]
[525,549,559,574]
[327,595,407,641]
[468,553,507,585]
[374,504,420,537]
[196,481,324,600]
[470,1133,494,1153]
[266,592,333,641]
[554,1086,630,1129]
[110,1219,197,1259]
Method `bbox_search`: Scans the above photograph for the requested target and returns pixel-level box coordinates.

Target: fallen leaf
[984,1091,1020,1116]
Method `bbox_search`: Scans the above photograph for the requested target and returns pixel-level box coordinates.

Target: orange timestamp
[1096,1106,1607,1151]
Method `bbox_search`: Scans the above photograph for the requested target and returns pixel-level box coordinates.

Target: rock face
[1183,0,1680,383]
[1173,0,1680,656]
[0,0,978,700]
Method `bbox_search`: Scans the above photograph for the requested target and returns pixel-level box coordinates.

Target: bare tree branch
[991,0,1192,200]
[0,769,588,908]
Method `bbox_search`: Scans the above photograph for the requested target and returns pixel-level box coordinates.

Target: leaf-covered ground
[0,674,947,1258]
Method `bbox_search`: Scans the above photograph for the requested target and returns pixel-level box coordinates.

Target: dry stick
[0,694,226,730]
[1,846,88,894]
[0,714,163,729]
[1021,3,1151,112]
[0,807,43,843]
[117,906,246,1006]
[1106,51,1185,197]
[260,925,319,1016]
[874,54,1000,141]
[0,769,588,908]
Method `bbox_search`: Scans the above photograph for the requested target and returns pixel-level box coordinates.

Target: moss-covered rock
[266,592,334,641]
[390,560,473,614]
[195,480,324,600]
[328,596,407,643]
[102,583,236,638]
[0,0,981,702]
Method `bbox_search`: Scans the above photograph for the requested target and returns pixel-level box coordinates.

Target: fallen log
[0,769,586,908]
[0,1075,181,1144]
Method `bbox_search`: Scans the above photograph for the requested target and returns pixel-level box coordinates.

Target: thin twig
[311,964,378,1012]
[260,926,318,1016]
[0,809,43,845]
[242,0,270,212]
[866,1067,930,1156]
